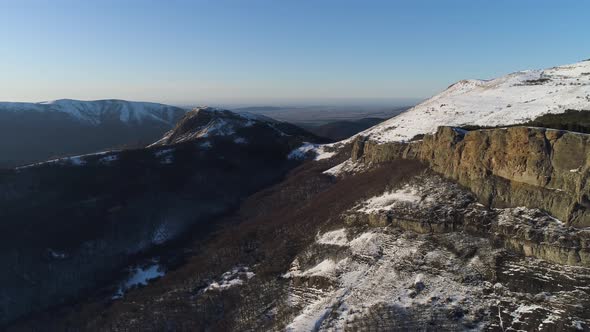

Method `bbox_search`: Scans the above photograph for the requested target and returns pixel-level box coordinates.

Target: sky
[1,0,589,107]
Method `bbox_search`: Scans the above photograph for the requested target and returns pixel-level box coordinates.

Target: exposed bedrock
[345,174,590,267]
[352,126,590,228]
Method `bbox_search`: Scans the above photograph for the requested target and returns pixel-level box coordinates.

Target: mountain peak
[150,107,302,147]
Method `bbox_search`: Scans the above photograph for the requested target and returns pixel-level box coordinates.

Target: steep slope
[359,59,590,143]
[0,99,187,168]
[13,161,590,331]
[150,107,321,147]
[0,108,320,326]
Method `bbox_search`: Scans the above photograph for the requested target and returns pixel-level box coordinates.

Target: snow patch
[16,150,119,169]
[98,154,118,164]
[113,262,165,299]
[302,259,340,277]
[47,249,67,259]
[357,184,423,213]
[317,229,348,246]
[288,142,336,161]
[204,266,255,292]
[323,159,367,176]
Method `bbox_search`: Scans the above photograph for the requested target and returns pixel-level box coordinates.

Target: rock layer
[352,126,590,227]
[347,175,590,267]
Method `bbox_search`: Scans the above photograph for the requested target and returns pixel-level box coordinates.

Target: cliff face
[352,126,590,228]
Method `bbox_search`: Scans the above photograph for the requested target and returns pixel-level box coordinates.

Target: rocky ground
[276,173,590,331]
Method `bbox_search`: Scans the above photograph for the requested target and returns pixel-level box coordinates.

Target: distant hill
[0,99,187,168]
[302,117,386,141]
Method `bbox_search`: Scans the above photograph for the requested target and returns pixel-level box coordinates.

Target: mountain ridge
[354,59,590,143]
[0,99,188,168]
[0,98,187,125]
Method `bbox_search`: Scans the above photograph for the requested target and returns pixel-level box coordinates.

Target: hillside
[0,108,321,326]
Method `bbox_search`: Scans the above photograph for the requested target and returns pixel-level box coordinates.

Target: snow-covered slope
[361,59,590,142]
[150,106,291,146]
[0,99,186,125]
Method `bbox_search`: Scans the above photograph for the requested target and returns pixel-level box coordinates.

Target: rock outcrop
[346,175,590,267]
[352,126,590,228]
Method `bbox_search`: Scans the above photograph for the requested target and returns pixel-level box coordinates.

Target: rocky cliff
[352,126,590,228]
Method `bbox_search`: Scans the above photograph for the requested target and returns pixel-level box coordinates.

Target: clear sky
[1,0,589,106]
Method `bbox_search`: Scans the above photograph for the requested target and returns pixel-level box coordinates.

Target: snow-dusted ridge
[15,150,120,169]
[0,99,187,125]
[150,106,295,146]
[358,59,590,143]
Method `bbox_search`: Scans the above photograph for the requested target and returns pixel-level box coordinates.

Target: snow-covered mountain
[360,59,590,142]
[0,99,186,126]
[150,107,279,146]
[150,106,324,148]
[0,99,188,168]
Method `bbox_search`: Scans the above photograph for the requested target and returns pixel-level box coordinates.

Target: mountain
[358,59,590,142]
[0,99,184,125]
[7,60,590,331]
[0,108,323,326]
[0,99,187,168]
[150,107,322,147]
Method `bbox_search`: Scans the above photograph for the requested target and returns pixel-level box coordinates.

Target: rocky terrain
[350,126,590,230]
[11,160,590,331]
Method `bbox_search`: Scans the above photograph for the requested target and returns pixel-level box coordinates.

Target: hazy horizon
[1,0,589,105]
[0,96,423,110]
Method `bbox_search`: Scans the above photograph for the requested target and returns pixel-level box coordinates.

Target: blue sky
[1,0,589,106]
